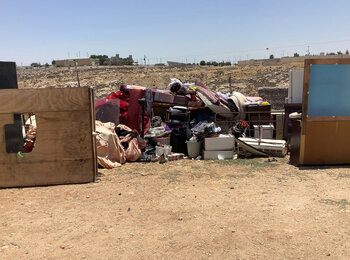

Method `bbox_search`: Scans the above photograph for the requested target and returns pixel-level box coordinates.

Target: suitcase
[153,89,174,104]
[173,95,189,106]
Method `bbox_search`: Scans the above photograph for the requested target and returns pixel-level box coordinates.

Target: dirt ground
[1,157,350,259]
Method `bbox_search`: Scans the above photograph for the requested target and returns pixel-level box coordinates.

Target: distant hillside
[17,63,304,98]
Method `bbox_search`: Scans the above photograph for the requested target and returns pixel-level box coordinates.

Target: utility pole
[307,46,310,56]
[229,76,232,93]
[143,55,146,66]
[74,60,81,88]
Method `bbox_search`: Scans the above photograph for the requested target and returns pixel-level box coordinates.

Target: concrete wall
[55,58,93,67]
[279,56,305,64]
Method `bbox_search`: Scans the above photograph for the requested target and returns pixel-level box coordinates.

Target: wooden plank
[302,121,350,165]
[299,134,306,165]
[305,58,350,65]
[306,116,350,122]
[89,88,97,181]
[275,113,284,139]
[152,102,174,108]
[0,87,90,114]
[301,59,310,134]
[0,160,94,188]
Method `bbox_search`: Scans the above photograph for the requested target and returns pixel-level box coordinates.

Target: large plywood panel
[0,87,96,188]
[300,58,350,165]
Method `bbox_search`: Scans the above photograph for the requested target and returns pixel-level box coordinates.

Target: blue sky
[1,0,350,65]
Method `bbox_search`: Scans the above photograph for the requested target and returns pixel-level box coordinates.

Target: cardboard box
[203,150,233,160]
[204,135,234,151]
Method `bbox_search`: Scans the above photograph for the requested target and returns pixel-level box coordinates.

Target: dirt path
[1,158,350,259]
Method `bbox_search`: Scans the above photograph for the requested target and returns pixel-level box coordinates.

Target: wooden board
[276,114,284,140]
[300,58,350,165]
[0,87,96,188]
[0,88,90,114]
[300,120,350,165]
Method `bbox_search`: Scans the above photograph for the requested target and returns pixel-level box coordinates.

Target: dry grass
[17,63,303,98]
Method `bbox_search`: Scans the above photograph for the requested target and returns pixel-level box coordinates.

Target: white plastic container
[156,145,172,157]
[203,150,233,160]
[163,145,172,156]
[186,141,202,158]
[155,146,164,157]
[204,134,234,151]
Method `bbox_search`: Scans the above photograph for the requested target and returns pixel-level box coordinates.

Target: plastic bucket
[186,141,202,158]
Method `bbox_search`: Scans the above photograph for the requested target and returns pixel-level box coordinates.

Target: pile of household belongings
[94,79,264,126]
[95,121,147,169]
[94,78,282,168]
[165,78,264,120]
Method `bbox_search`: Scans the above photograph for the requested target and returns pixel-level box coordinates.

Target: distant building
[109,54,134,66]
[237,53,350,66]
[167,61,187,66]
[54,58,98,67]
